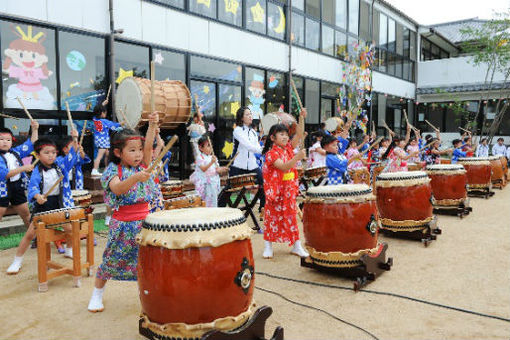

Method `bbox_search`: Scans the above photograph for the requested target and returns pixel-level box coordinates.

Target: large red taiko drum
[137,208,255,339]
[458,157,491,191]
[303,184,380,267]
[425,164,467,207]
[376,171,433,232]
[500,156,508,179]
[487,156,505,186]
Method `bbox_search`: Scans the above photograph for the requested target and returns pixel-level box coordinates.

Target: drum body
[348,167,370,186]
[137,208,255,339]
[164,194,204,210]
[407,163,423,171]
[487,156,504,184]
[116,77,191,130]
[302,184,379,267]
[304,166,327,179]
[500,156,508,177]
[458,158,491,189]
[228,173,257,190]
[261,112,297,136]
[71,190,91,208]
[376,171,433,231]
[296,167,304,179]
[160,180,183,199]
[33,207,85,226]
[426,164,467,206]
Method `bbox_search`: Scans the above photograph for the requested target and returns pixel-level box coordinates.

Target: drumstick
[425,119,440,132]
[106,84,111,101]
[65,101,75,130]
[147,135,178,173]
[154,158,169,178]
[297,203,303,220]
[361,137,384,156]
[290,78,303,111]
[31,158,40,167]
[403,109,410,126]
[16,97,34,121]
[118,105,132,129]
[371,121,375,134]
[150,61,155,113]
[419,140,437,152]
[43,175,64,199]
[0,112,20,120]
[79,120,87,146]
[226,152,239,168]
[459,127,472,134]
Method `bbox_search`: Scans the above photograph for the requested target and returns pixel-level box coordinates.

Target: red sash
[112,164,149,221]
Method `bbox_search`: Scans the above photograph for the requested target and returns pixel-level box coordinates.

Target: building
[0,1,507,177]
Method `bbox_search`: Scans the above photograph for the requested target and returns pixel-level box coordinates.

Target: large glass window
[190,80,216,120]
[335,0,347,30]
[396,23,403,55]
[372,9,380,46]
[218,84,241,158]
[348,0,359,35]
[190,0,217,18]
[151,0,184,8]
[190,56,242,82]
[218,0,242,26]
[290,76,304,115]
[293,0,305,11]
[246,0,267,34]
[1,21,58,110]
[305,18,320,50]
[266,71,287,113]
[322,0,336,26]
[153,49,186,83]
[379,13,387,49]
[291,12,305,46]
[322,25,335,56]
[245,67,266,121]
[59,32,105,112]
[359,0,371,41]
[306,0,320,19]
[403,28,410,58]
[305,79,319,124]
[267,2,286,40]
[335,31,347,60]
[387,18,396,52]
[410,31,417,61]
[115,42,150,81]
[321,81,339,97]
[347,36,357,58]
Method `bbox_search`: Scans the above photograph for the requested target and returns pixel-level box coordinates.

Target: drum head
[115,77,143,128]
[324,117,341,132]
[307,184,372,197]
[261,114,280,136]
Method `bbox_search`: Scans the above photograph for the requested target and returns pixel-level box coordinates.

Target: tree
[460,11,510,143]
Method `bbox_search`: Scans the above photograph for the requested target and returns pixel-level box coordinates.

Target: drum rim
[425,164,465,171]
[376,171,428,181]
[142,214,247,232]
[228,173,257,179]
[307,186,372,198]
[165,194,200,202]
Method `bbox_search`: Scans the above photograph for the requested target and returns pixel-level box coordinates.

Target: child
[187,112,206,161]
[422,139,451,166]
[461,136,474,157]
[382,135,419,172]
[322,134,357,185]
[475,138,489,158]
[345,139,366,170]
[261,110,308,259]
[59,136,91,190]
[91,104,121,176]
[190,136,228,207]
[451,139,467,164]
[308,131,326,168]
[6,131,80,274]
[406,137,421,164]
[88,113,159,313]
[0,121,38,229]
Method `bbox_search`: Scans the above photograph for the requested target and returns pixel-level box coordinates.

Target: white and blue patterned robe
[0,139,33,198]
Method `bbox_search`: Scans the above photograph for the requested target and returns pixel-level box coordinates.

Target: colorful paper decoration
[273,6,285,34]
[154,52,164,65]
[203,85,210,94]
[222,141,234,158]
[230,101,240,116]
[116,67,133,84]
[224,0,239,15]
[251,2,265,23]
[66,50,86,71]
[208,123,216,133]
[197,0,211,8]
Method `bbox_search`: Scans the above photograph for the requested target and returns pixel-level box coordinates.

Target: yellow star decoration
[116,68,133,84]
[224,0,239,15]
[203,85,210,94]
[222,141,234,158]
[251,2,264,23]
[273,6,285,34]
[230,101,240,116]
[197,0,211,8]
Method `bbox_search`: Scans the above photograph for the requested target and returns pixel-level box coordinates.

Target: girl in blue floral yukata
[88,112,159,313]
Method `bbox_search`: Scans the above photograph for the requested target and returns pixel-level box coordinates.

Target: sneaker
[91,169,102,177]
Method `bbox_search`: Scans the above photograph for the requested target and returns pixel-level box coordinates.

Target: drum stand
[221,186,262,231]
[433,199,472,218]
[139,306,284,340]
[467,187,495,199]
[380,216,442,247]
[492,179,506,190]
[300,243,393,291]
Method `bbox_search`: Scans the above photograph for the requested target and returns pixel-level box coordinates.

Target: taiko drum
[376,171,433,223]
[425,164,467,204]
[458,157,491,188]
[487,156,505,184]
[137,208,255,339]
[303,184,379,265]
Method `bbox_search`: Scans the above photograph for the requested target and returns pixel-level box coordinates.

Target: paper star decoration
[198,0,211,8]
[208,123,216,133]
[225,0,239,15]
[230,102,240,116]
[251,2,265,23]
[116,68,133,84]
[203,85,210,94]
[222,141,234,158]
[154,52,164,65]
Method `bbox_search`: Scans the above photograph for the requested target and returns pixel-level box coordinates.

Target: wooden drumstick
[147,135,178,173]
[0,112,20,120]
[154,158,169,178]
[226,152,239,168]
[16,97,34,121]
[290,78,303,111]
[459,127,471,134]
[31,158,40,168]
[419,140,437,152]
[106,84,112,101]
[79,120,87,146]
[371,121,376,134]
[65,101,75,130]
[425,119,440,132]
[361,136,383,156]
[43,175,64,199]
[118,105,132,129]
[297,202,303,220]
[150,61,156,113]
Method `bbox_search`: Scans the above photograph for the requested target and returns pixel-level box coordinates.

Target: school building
[0,1,508,177]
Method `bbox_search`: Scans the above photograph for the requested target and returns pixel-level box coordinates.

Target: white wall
[372,71,416,98]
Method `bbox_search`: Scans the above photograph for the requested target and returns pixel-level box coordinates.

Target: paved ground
[0,187,509,339]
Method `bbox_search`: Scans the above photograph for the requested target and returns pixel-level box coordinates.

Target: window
[403,60,410,80]
[217,84,241,158]
[335,0,347,30]
[322,25,335,56]
[266,71,287,113]
[290,76,304,115]
[335,31,347,60]
[306,0,320,19]
[359,0,371,41]
[218,0,242,26]
[305,79,320,124]
[59,31,106,112]
[190,56,242,82]
[322,0,336,26]
[387,52,395,76]
[152,49,186,83]
[246,0,267,34]
[403,28,410,58]
[321,81,339,97]
[291,12,305,46]
[190,0,217,18]
[293,0,304,11]
[268,2,286,40]
[379,13,387,49]
[394,55,402,78]
[151,0,184,8]
[387,18,395,52]
[410,31,417,61]
[245,67,266,121]
[379,49,387,72]
[372,9,380,46]
[348,0,359,35]
[114,42,150,81]
[347,36,357,58]
[1,21,58,110]
[396,23,403,55]
[305,18,320,50]
[190,80,216,120]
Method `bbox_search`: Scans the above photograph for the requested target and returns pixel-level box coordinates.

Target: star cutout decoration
[230,101,240,116]
[203,85,210,94]
[222,141,234,158]
[251,2,265,23]
[225,0,240,15]
[198,0,211,8]
[208,123,216,133]
[154,52,164,65]
[116,67,134,84]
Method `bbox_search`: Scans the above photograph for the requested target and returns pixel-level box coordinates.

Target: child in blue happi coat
[322,134,357,185]
[91,104,121,176]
